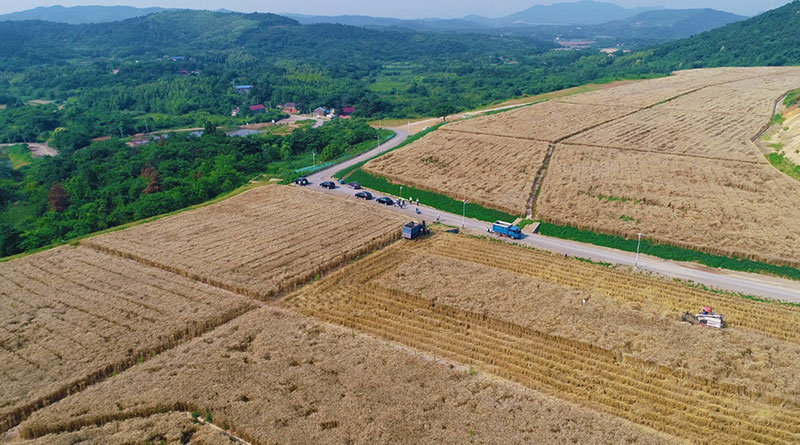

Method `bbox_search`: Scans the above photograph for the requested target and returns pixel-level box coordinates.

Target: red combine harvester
[682,306,726,329]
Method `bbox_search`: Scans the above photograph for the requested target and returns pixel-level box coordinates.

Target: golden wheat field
[0,246,256,433]
[18,306,670,445]
[84,185,407,300]
[364,131,550,214]
[563,107,768,162]
[538,144,800,266]
[284,233,800,444]
[443,101,637,142]
[17,412,232,445]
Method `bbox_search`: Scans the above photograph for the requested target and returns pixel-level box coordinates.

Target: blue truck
[403,221,429,240]
[491,221,522,239]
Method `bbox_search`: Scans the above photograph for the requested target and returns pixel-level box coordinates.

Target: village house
[249,104,266,114]
[235,85,253,94]
[279,102,300,114]
[313,107,328,118]
[231,107,241,117]
[340,106,356,119]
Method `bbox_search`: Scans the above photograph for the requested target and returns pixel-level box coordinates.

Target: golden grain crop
[0,246,256,432]
[83,185,407,300]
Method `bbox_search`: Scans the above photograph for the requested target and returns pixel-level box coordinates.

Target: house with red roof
[249,104,266,114]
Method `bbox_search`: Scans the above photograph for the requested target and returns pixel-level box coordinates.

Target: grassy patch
[597,193,640,204]
[784,88,800,108]
[772,113,786,126]
[538,223,800,281]
[1,144,33,169]
[767,152,800,181]
[345,169,517,223]
[768,142,785,151]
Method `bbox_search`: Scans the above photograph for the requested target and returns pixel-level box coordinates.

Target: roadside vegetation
[766,152,800,182]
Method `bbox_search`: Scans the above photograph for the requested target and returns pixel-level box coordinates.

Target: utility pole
[312,149,316,166]
[462,199,468,228]
[635,233,643,268]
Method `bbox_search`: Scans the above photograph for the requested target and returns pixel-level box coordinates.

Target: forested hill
[640,1,800,69]
[0,5,168,24]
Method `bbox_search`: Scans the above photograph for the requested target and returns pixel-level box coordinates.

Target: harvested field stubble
[364,131,550,214]
[0,246,256,433]
[285,234,800,443]
[19,307,669,445]
[443,101,637,141]
[564,107,768,162]
[18,412,233,445]
[538,144,800,267]
[657,85,780,116]
[83,186,406,300]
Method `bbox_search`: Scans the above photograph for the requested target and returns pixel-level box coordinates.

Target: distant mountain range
[0,2,746,45]
[0,5,168,24]
[502,0,661,25]
[287,3,745,44]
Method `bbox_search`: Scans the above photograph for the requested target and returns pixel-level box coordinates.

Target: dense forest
[1,2,800,257]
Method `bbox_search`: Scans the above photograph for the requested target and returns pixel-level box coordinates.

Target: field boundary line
[438,128,553,144]
[1,299,257,434]
[557,142,768,164]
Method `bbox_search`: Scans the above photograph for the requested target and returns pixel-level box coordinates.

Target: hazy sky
[1,0,793,18]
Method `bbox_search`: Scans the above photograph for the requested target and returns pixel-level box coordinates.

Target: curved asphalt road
[306,128,800,303]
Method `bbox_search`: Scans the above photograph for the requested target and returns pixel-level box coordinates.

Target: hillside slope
[645,1,800,67]
[0,5,168,24]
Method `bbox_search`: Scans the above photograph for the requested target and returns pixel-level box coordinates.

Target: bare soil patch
[0,246,256,432]
[83,185,407,300]
[19,306,669,445]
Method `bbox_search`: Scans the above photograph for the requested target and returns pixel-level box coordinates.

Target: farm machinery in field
[682,306,727,329]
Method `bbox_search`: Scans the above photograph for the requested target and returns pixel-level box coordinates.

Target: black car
[348,181,362,189]
[320,181,336,189]
[355,191,373,200]
[294,177,309,186]
[376,197,395,206]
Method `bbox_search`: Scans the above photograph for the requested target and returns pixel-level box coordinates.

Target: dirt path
[0,142,58,158]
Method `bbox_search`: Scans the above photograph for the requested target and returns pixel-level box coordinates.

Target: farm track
[288,236,800,444]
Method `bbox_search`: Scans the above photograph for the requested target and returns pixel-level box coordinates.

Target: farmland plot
[84,186,407,300]
[657,85,780,116]
[555,67,798,108]
[364,131,550,215]
[18,412,233,445]
[0,246,256,432]
[284,234,800,443]
[443,101,636,142]
[537,144,800,266]
[564,107,768,162]
[19,307,669,445]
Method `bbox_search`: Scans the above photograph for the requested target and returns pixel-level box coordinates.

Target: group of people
[398,197,421,214]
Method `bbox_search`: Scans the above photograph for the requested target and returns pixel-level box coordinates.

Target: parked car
[320,181,336,189]
[355,191,373,200]
[376,197,395,206]
[294,177,309,186]
[348,181,362,189]
[338,179,347,184]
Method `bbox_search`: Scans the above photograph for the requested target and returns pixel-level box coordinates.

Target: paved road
[305,128,800,303]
